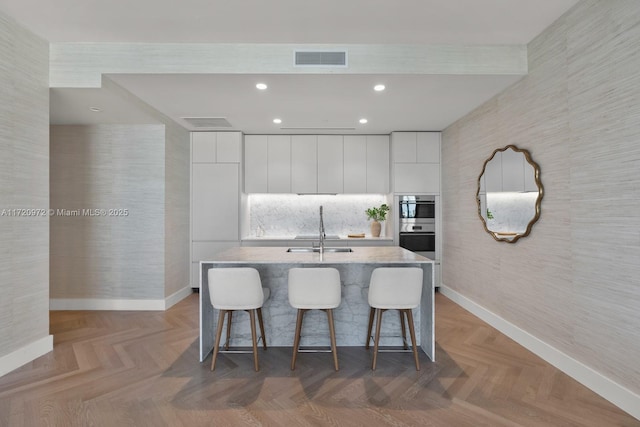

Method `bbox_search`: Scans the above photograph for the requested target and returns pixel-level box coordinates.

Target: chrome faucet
[319,205,325,257]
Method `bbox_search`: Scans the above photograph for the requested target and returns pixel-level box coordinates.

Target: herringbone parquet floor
[0,292,638,426]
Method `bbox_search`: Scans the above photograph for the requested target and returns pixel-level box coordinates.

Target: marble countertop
[204,246,432,264]
[241,235,394,241]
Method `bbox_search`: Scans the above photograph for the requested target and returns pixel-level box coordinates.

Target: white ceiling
[0,0,580,133]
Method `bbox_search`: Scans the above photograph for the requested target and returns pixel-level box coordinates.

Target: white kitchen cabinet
[244,135,268,193]
[191,132,242,287]
[394,163,440,194]
[267,135,291,193]
[416,132,440,163]
[192,163,239,240]
[366,135,390,193]
[343,136,367,193]
[392,132,417,163]
[192,132,217,163]
[245,133,388,194]
[524,162,538,192]
[391,131,441,194]
[192,132,242,163]
[318,135,343,193]
[291,135,317,193]
[216,132,242,163]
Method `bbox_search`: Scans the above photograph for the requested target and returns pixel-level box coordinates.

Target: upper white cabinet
[244,135,268,193]
[343,136,366,193]
[318,135,344,193]
[245,135,293,193]
[267,135,291,193]
[192,132,242,163]
[245,134,389,194]
[291,135,318,193]
[392,131,440,194]
[366,135,390,193]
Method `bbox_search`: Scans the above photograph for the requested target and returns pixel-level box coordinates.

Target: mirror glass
[476,145,543,243]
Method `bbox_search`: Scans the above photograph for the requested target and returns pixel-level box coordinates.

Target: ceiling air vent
[294,50,347,67]
[182,117,232,129]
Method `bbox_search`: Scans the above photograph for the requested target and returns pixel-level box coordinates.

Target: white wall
[441,0,640,416]
[0,11,52,376]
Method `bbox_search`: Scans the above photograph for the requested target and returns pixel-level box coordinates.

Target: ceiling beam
[50,43,527,88]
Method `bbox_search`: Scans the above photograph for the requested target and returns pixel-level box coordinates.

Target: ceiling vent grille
[294,50,347,67]
[182,117,232,128]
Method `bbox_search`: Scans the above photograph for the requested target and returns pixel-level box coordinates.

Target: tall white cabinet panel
[244,135,268,193]
[192,163,239,240]
[191,132,242,288]
[317,135,344,193]
[291,135,317,193]
[366,135,390,193]
[343,136,367,193]
[267,135,291,193]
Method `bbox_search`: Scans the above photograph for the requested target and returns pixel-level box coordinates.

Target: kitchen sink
[294,234,340,240]
[286,247,353,253]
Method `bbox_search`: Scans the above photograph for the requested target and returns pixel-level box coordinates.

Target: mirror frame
[476,145,544,243]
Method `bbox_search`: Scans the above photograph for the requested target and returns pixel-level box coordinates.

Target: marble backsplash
[485,192,539,233]
[246,194,391,237]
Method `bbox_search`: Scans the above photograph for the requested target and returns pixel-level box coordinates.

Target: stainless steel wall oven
[398,195,436,260]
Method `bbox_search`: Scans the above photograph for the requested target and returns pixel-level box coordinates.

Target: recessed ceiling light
[256,83,268,90]
[374,84,385,92]
[273,118,282,124]
[359,118,368,124]
[89,107,102,112]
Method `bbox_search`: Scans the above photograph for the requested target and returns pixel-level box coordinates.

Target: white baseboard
[0,335,53,378]
[50,286,193,311]
[164,286,193,310]
[439,285,640,421]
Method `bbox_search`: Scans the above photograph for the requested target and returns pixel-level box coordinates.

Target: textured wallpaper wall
[442,0,640,395]
[50,125,167,300]
[0,12,50,360]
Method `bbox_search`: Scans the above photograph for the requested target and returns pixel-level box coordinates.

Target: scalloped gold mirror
[476,145,543,243]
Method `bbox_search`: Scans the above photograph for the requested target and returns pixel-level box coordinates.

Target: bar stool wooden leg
[326,309,339,371]
[291,309,305,370]
[405,309,420,371]
[257,307,267,350]
[399,310,408,350]
[372,308,385,370]
[248,309,259,371]
[225,311,233,350]
[211,310,226,371]
[366,307,375,349]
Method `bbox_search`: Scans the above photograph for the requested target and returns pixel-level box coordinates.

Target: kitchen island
[199,246,434,362]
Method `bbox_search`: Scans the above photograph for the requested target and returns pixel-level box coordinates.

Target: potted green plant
[365,204,390,237]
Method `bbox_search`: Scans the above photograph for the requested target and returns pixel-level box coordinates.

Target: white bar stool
[288,267,341,371]
[366,267,423,370]
[208,267,270,372]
